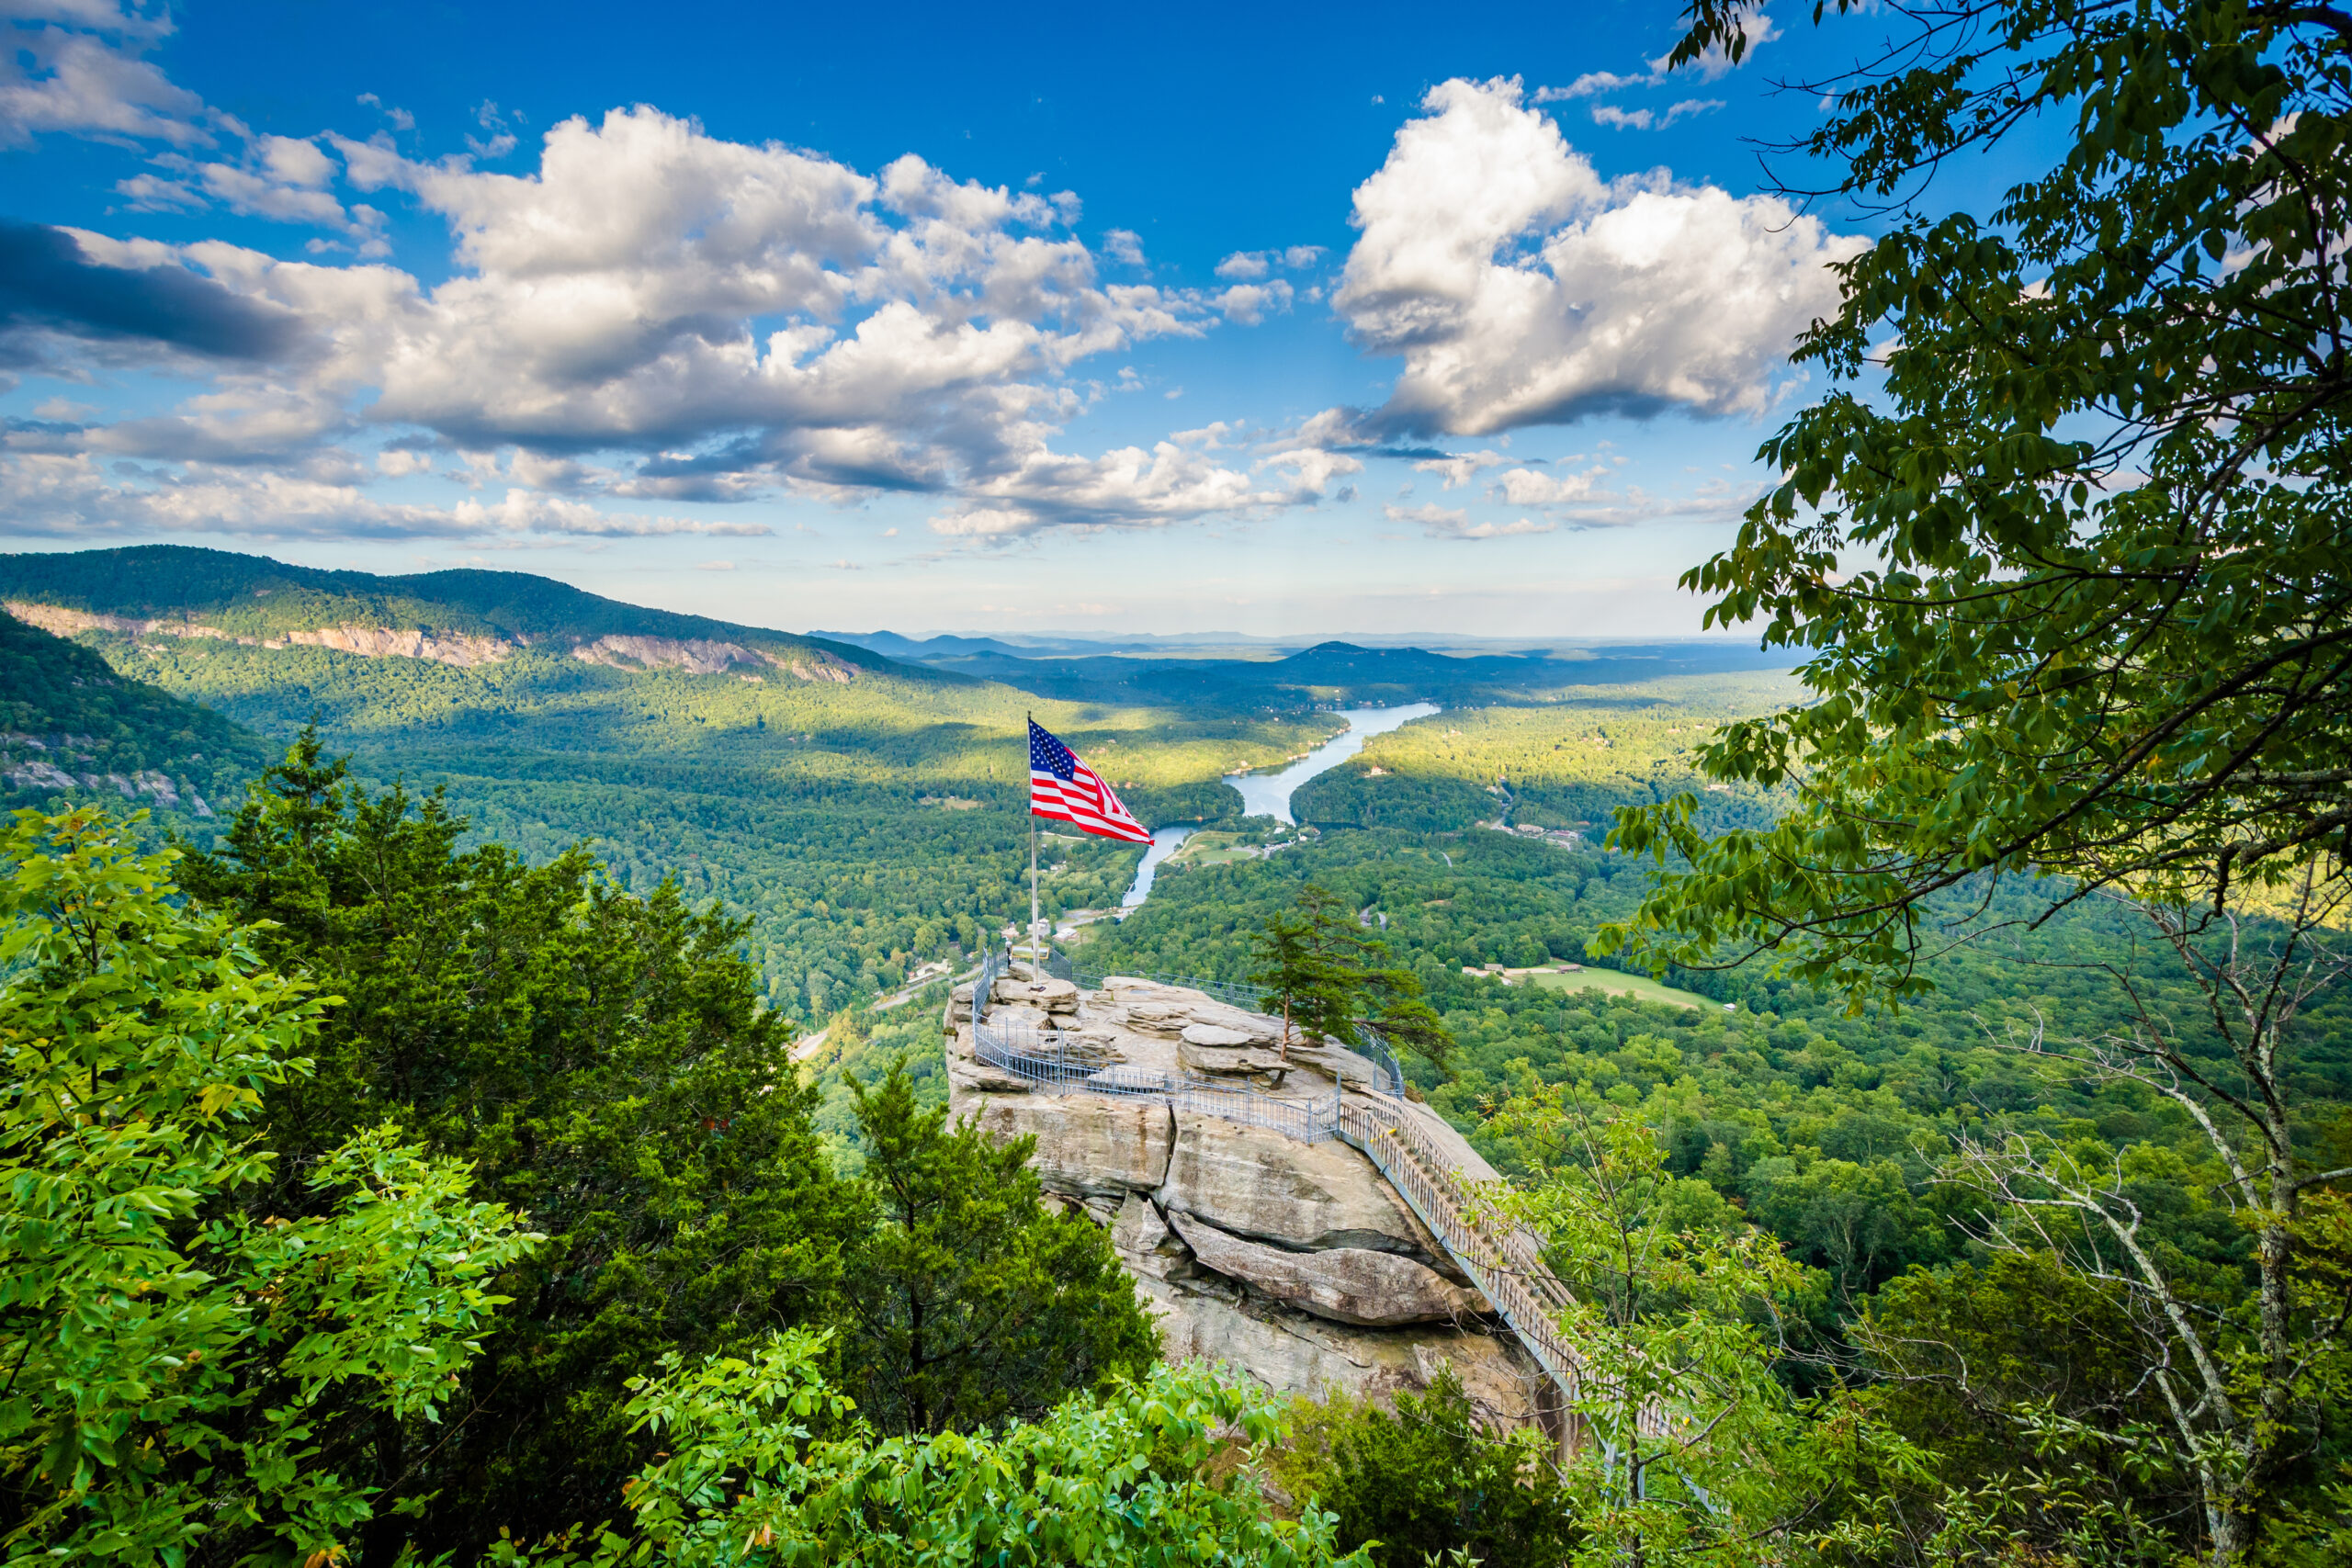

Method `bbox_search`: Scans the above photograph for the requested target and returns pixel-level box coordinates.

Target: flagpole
[1027,714,1040,961]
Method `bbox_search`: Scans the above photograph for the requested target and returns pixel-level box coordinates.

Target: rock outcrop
[6,602,225,641]
[6,596,860,681]
[571,635,768,675]
[1158,1115,1446,1259]
[944,970,1555,1434]
[1165,1210,1490,1327]
[968,1094,1174,1199]
[284,626,515,666]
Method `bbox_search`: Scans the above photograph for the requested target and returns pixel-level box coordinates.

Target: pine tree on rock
[1250,883,1454,1070]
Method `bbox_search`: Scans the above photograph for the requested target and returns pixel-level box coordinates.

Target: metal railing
[1336,1100,1584,1401]
[970,945,1001,1026]
[1043,953,1408,1100]
[1336,1098,1669,1441]
[1353,1030,1408,1100]
[972,1015,1341,1143]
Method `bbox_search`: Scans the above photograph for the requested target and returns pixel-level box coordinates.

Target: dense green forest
[0,547,1352,1018]
[0,800,1246,1567]
[3,549,1823,1022]
[0,543,906,662]
[9,0,2352,1553]
[1084,827,2352,1300]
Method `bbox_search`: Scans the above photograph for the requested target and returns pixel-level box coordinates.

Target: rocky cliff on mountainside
[8,599,864,680]
[944,970,1555,1433]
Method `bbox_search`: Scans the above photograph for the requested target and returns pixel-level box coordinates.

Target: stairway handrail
[1335,1102,1587,1400]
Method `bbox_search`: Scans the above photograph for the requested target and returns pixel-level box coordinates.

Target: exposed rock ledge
[944,970,1555,1435]
[1165,1209,1491,1327]
[6,598,862,680]
[8,602,226,641]
[282,626,514,666]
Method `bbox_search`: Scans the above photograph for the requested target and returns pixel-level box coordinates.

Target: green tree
[840,1064,1158,1436]
[1250,884,1454,1071]
[1742,1155,1939,1305]
[0,807,539,1566]
[1856,1254,2182,1543]
[482,1332,1363,1568]
[176,734,865,1560]
[1600,4,2352,1557]
[1488,1089,1904,1567]
[1250,885,1374,1063]
[1613,0,2352,999]
[1279,1372,1576,1568]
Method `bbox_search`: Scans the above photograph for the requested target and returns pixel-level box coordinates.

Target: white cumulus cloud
[0,2,212,148]
[1492,465,1605,506]
[1590,99,1723,131]
[1215,245,1325,281]
[0,452,766,541]
[1214,280,1294,324]
[9,80,1316,541]
[1333,76,1863,436]
[1382,501,1556,540]
[1412,449,1507,488]
[1532,5,1781,101]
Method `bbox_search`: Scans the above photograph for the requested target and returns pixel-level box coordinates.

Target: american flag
[1029,719,1152,843]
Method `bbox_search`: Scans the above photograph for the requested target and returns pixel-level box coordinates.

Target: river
[1117,702,1438,910]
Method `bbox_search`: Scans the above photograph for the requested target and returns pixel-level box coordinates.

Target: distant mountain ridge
[820,629,1795,712]
[0,546,913,682]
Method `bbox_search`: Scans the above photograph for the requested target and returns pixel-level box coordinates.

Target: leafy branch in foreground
[1487,1090,1907,1568]
[1599,7,2352,1554]
[482,1333,1366,1568]
[1932,865,2352,1562]
[1611,0,2352,1003]
[0,807,540,1566]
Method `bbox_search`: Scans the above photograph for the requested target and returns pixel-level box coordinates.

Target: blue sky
[0,1,1946,637]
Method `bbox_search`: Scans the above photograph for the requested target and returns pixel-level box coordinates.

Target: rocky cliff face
[9,599,861,681]
[944,970,1553,1432]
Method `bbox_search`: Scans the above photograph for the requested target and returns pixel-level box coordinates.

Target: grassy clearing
[1170,830,1262,865]
[1515,966,1713,1010]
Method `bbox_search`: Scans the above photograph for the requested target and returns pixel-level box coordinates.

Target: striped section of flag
[1029,718,1152,843]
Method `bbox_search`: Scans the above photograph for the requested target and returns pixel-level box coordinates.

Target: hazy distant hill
[820,633,1795,711]
[816,629,1049,661]
[0,544,1800,1022]
[1,605,270,822]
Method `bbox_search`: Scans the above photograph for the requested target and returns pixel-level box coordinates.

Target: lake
[1117,702,1438,910]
